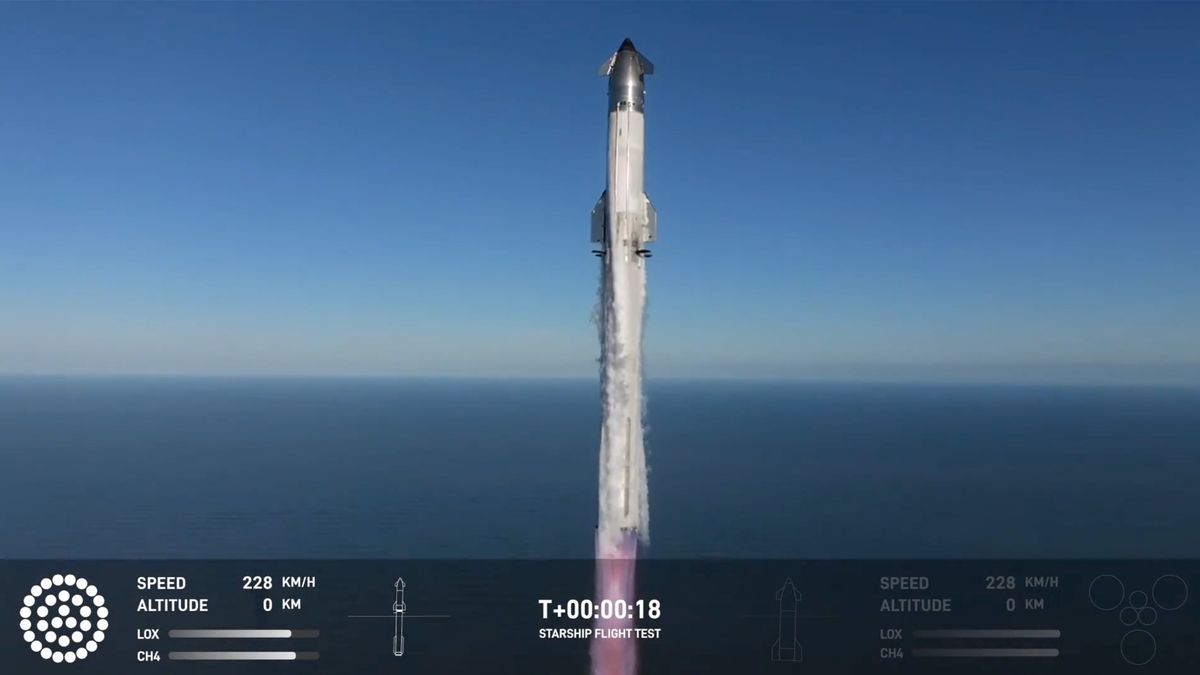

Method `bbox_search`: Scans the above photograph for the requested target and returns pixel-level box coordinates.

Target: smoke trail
[593,227,649,675]
[596,237,650,547]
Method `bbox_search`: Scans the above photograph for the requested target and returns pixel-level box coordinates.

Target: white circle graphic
[17,573,107,664]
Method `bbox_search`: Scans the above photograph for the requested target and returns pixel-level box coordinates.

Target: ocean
[1,377,1197,559]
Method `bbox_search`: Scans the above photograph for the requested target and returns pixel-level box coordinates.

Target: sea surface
[1,377,1197,559]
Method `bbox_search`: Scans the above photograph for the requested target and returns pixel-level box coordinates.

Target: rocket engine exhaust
[591,530,639,675]
[591,37,655,675]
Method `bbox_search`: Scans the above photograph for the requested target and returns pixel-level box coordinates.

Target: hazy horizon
[3,364,1199,387]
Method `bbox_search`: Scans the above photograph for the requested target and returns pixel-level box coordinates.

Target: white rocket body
[592,39,655,552]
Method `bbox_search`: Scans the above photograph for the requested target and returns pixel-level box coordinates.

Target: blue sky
[1,2,1197,382]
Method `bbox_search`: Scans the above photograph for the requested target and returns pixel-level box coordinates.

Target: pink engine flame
[591,530,639,675]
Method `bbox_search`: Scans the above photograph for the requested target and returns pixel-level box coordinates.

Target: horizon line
[1,370,1197,389]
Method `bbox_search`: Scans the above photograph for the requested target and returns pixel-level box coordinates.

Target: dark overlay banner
[3,560,1196,673]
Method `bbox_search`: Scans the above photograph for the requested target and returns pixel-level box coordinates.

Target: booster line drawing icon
[392,577,406,657]
[771,578,803,663]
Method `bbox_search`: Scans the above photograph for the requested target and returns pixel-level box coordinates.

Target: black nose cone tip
[618,38,637,53]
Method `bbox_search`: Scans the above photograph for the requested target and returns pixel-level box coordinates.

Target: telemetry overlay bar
[913,629,1061,639]
[168,651,320,661]
[168,629,319,639]
[913,648,1060,658]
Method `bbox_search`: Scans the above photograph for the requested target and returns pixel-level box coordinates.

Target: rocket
[590,38,653,675]
[592,38,656,263]
[592,38,654,546]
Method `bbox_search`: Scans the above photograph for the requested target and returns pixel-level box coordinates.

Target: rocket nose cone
[618,38,637,52]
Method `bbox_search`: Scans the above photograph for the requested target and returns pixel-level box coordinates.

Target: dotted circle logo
[19,574,108,664]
